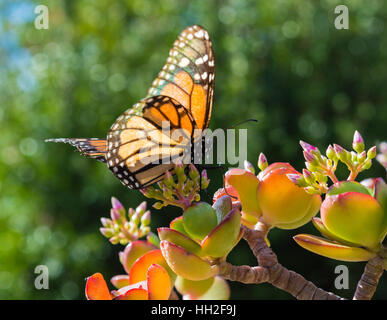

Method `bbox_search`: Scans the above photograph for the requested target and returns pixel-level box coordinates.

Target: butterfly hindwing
[106,96,196,189]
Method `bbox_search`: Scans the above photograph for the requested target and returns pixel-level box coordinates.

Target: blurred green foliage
[0,0,386,299]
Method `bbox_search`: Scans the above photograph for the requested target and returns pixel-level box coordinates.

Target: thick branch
[218,261,269,284]
[353,256,384,300]
[242,224,343,300]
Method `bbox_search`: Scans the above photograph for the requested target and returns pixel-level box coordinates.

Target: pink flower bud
[333,144,348,162]
[326,144,336,160]
[111,197,123,211]
[300,141,318,153]
[287,173,304,186]
[352,131,365,153]
[303,151,316,163]
[302,169,315,184]
[100,218,112,227]
[110,208,121,221]
[244,160,255,174]
[258,153,268,171]
[100,227,113,238]
[136,201,147,214]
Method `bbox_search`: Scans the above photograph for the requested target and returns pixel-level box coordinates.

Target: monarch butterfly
[46,25,215,189]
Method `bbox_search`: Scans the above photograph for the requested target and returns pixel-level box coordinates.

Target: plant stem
[353,256,384,300]
[242,224,343,300]
[218,262,269,284]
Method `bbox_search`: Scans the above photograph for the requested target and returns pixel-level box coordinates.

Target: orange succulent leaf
[120,240,157,274]
[128,249,175,285]
[273,193,322,230]
[201,208,241,258]
[225,168,261,219]
[258,162,295,180]
[183,202,218,241]
[147,264,172,300]
[85,273,112,300]
[321,192,386,249]
[158,227,204,257]
[257,164,320,228]
[160,240,216,281]
[175,276,214,299]
[294,234,376,262]
[110,275,130,289]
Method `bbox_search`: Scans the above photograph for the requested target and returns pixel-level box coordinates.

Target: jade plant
[85,131,387,300]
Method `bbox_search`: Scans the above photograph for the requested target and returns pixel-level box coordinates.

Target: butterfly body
[47,25,215,189]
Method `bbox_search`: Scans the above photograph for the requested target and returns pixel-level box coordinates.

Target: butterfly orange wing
[147,25,215,130]
[106,96,196,189]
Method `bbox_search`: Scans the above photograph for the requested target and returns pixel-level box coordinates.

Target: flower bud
[244,160,255,174]
[188,164,199,180]
[257,153,268,171]
[367,146,377,159]
[333,144,348,162]
[153,202,164,210]
[100,227,113,238]
[109,236,120,245]
[110,208,121,222]
[163,170,175,188]
[201,170,210,189]
[305,162,318,172]
[352,131,365,153]
[357,151,367,162]
[326,144,337,160]
[111,197,124,211]
[140,225,151,236]
[302,169,315,184]
[136,201,147,216]
[287,173,307,187]
[131,212,141,226]
[140,187,154,198]
[141,211,151,226]
[300,141,318,153]
[100,218,112,227]
[303,151,318,165]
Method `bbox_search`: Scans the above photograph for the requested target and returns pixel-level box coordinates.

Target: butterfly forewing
[147,25,215,130]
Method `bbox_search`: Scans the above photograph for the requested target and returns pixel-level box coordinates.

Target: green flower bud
[367,146,377,159]
[153,202,164,210]
[258,153,268,171]
[326,144,337,160]
[352,131,365,153]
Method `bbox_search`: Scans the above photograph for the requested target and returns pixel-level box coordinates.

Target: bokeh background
[0,0,386,299]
